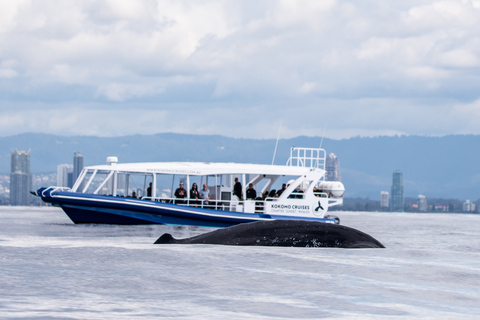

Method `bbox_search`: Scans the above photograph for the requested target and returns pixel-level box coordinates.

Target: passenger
[147,182,152,198]
[256,191,269,212]
[233,177,243,200]
[287,184,297,198]
[131,191,137,199]
[276,184,286,197]
[200,184,211,206]
[262,191,269,200]
[246,183,256,200]
[174,182,187,203]
[190,183,200,205]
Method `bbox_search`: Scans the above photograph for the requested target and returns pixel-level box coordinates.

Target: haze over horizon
[1,1,480,140]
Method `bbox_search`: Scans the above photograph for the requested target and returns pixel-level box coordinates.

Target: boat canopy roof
[84,161,321,176]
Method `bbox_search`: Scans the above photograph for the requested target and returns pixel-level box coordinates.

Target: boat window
[222,174,233,188]
[115,173,126,196]
[80,171,112,195]
[124,173,149,198]
[205,175,219,187]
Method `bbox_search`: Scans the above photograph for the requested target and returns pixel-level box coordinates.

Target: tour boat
[34,147,345,227]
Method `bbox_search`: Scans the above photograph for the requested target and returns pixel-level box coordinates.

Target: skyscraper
[73,152,84,184]
[325,153,341,181]
[57,164,73,187]
[10,150,32,206]
[463,200,476,212]
[380,191,389,209]
[418,195,427,212]
[391,170,404,212]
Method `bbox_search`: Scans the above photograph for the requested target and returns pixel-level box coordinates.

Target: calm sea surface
[1,206,479,319]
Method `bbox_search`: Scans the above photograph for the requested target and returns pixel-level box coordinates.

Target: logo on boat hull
[314,201,324,212]
[311,198,328,216]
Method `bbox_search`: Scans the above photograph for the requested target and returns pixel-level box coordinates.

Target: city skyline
[0,133,479,201]
[1,166,478,212]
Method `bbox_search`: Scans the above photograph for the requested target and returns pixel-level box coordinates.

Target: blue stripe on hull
[38,188,336,227]
[61,205,155,225]
[61,204,235,227]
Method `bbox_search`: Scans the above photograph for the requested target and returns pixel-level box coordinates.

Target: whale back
[154,220,385,248]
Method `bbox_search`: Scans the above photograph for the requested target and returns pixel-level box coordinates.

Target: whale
[154,220,385,248]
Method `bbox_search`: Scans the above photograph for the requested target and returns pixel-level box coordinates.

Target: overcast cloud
[1,0,479,139]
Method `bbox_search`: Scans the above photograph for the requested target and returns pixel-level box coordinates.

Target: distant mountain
[1,133,479,200]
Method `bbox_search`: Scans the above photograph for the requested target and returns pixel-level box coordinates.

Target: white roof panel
[85,161,321,176]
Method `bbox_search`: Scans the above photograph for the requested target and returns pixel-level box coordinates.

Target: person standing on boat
[190,183,200,206]
[175,182,187,203]
[233,177,243,200]
[147,182,152,198]
[200,184,211,206]
[246,183,256,200]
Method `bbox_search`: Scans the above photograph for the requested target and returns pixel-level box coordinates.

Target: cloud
[96,82,164,101]
[0,0,479,139]
[453,99,480,134]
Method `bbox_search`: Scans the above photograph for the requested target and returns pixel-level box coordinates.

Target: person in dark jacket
[190,183,200,205]
[233,177,243,200]
[174,182,187,203]
[276,183,287,197]
[246,183,256,200]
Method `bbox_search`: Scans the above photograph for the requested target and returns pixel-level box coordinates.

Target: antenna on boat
[319,124,327,149]
[272,121,282,165]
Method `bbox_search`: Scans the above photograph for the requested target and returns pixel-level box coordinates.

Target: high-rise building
[10,150,32,206]
[57,164,73,187]
[325,153,341,181]
[390,170,404,212]
[73,152,84,184]
[418,195,427,212]
[463,200,476,212]
[380,191,389,208]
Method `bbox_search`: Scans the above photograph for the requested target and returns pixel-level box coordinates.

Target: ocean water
[1,207,479,319]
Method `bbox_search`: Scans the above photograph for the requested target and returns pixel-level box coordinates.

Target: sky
[1,0,480,140]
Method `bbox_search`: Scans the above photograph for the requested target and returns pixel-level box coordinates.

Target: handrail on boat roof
[286,147,326,169]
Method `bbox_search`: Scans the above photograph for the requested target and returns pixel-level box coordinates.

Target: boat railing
[137,193,330,214]
[41,186,72,197]
[313,192,328,198]
[140,196,273,214]
[283,192,328,199]
[142,196,229,210]
[286,147,326,169]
